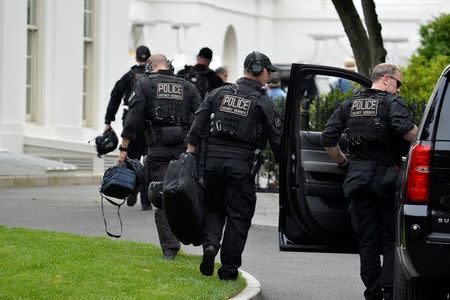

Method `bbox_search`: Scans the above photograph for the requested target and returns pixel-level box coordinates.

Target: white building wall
[0,0,27,153]
[0,0,129,174]
[0,0,448,163]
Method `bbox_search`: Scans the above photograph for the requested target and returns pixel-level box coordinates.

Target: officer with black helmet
[118,54,202,260]
[321,63,418,300]
[104,45,152,210]
[186,51,282,280]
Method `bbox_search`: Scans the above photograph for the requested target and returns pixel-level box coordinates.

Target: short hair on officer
[198,47,213,61]
[371,63,401,81]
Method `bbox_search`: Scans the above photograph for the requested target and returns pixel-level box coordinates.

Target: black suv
[277,64,450,298]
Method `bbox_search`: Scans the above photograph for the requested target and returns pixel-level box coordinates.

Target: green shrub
[309,89,354,132]
[401,55,449,123]
[418,14,450,60]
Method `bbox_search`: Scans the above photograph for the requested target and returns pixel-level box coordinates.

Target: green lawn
[0,226,245,299]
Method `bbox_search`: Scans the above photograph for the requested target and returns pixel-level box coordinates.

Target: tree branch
[331,0,371,77]
[361,0,387,68]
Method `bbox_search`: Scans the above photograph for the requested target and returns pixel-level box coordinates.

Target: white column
[93,0,130,132]
[49,0,84,134]
[0,0,27,152]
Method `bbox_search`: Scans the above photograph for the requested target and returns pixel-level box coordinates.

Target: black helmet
[95,130,118,157]
[148,181,164,209]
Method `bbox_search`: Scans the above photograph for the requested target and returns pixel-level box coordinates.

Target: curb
[230,269,262,300]
[0,174,102,189]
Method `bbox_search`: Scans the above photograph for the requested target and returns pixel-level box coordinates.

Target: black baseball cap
[244,51,280,72]
[136,45,151,62]
[198,47,213,60]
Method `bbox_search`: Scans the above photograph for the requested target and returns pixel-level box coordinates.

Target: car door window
[299,75,365,132]
[435,82,450,140]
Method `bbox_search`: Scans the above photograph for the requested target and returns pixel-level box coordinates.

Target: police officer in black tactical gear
[118,54,202,260]
[321,63,418,300]
[104,45,152,210]
[177,47,224,99]
[186,51,282,280]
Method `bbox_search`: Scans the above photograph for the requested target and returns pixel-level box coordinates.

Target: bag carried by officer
[182,66,210,99]
[162,152,204,246]
[99,159,145,238]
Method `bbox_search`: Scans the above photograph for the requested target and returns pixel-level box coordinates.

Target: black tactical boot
[218,268,238,281]
[163,249,178,261]
[199,245,217,276]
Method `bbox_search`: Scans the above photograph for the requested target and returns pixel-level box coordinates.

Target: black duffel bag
[162,152,204,246]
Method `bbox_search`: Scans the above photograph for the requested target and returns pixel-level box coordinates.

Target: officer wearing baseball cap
[186,51,282,280]
[104,45,152,210]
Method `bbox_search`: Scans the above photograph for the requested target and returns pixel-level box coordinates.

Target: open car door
[278,64,372,253]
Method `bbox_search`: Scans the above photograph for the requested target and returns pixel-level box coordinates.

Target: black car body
[394,65,450,298]
[278,64,450,298]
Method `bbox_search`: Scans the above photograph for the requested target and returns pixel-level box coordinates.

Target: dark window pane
[27,58,32,84]
[26,87,31,115]
[299,75,363,132]
[435,83,450,140]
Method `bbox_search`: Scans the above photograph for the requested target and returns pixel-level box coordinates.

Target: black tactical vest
[145,74,190,127]
[345,90,396,163]
[209,85,264,149]
[124,67,146,105]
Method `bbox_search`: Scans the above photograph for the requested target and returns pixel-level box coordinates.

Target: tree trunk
[361,0,387,71]
[331,0,372,77]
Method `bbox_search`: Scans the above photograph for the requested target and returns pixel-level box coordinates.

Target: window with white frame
[26,0,39,122]
[82,0,94,127]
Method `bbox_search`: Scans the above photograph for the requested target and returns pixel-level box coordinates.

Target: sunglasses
[387,75,402,89]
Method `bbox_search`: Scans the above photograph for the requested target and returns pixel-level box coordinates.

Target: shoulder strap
[99,191,125,238]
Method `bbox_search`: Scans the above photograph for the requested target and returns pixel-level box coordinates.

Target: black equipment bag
[101,165,136,199]
[162,153,204,246]
[99,159,143,238]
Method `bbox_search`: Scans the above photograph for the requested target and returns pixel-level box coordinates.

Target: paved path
[0,185,363,299]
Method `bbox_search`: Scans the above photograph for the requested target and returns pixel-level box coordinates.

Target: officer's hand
[117,151,127,165]
[338,158,349,172]
[104,124,112,133]
[186,143,196,154]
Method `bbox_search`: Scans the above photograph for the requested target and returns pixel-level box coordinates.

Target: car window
[299,74,365,131]
[435,82,450,140]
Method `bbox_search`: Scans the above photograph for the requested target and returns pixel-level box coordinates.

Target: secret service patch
[350,98,379,117]
[219,95,251,117]
[157,82,184,100]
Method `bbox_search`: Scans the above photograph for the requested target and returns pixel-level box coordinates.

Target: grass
[0,226,246,299]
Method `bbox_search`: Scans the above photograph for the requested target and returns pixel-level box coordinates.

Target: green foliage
[418,14,450,60]
[401,13,450,123]
[0,226,245,299]
[309,89,354,132]
[401,55,450,123]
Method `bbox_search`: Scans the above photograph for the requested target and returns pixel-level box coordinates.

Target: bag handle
[99,191,126,238]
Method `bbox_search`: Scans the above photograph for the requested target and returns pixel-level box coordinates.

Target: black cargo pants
[349,164,397,300]
[126,130,151,208]
[146,144,184,253]
[202,156,256,278]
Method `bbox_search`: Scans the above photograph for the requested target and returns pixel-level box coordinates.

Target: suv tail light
[406,141,432,203]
